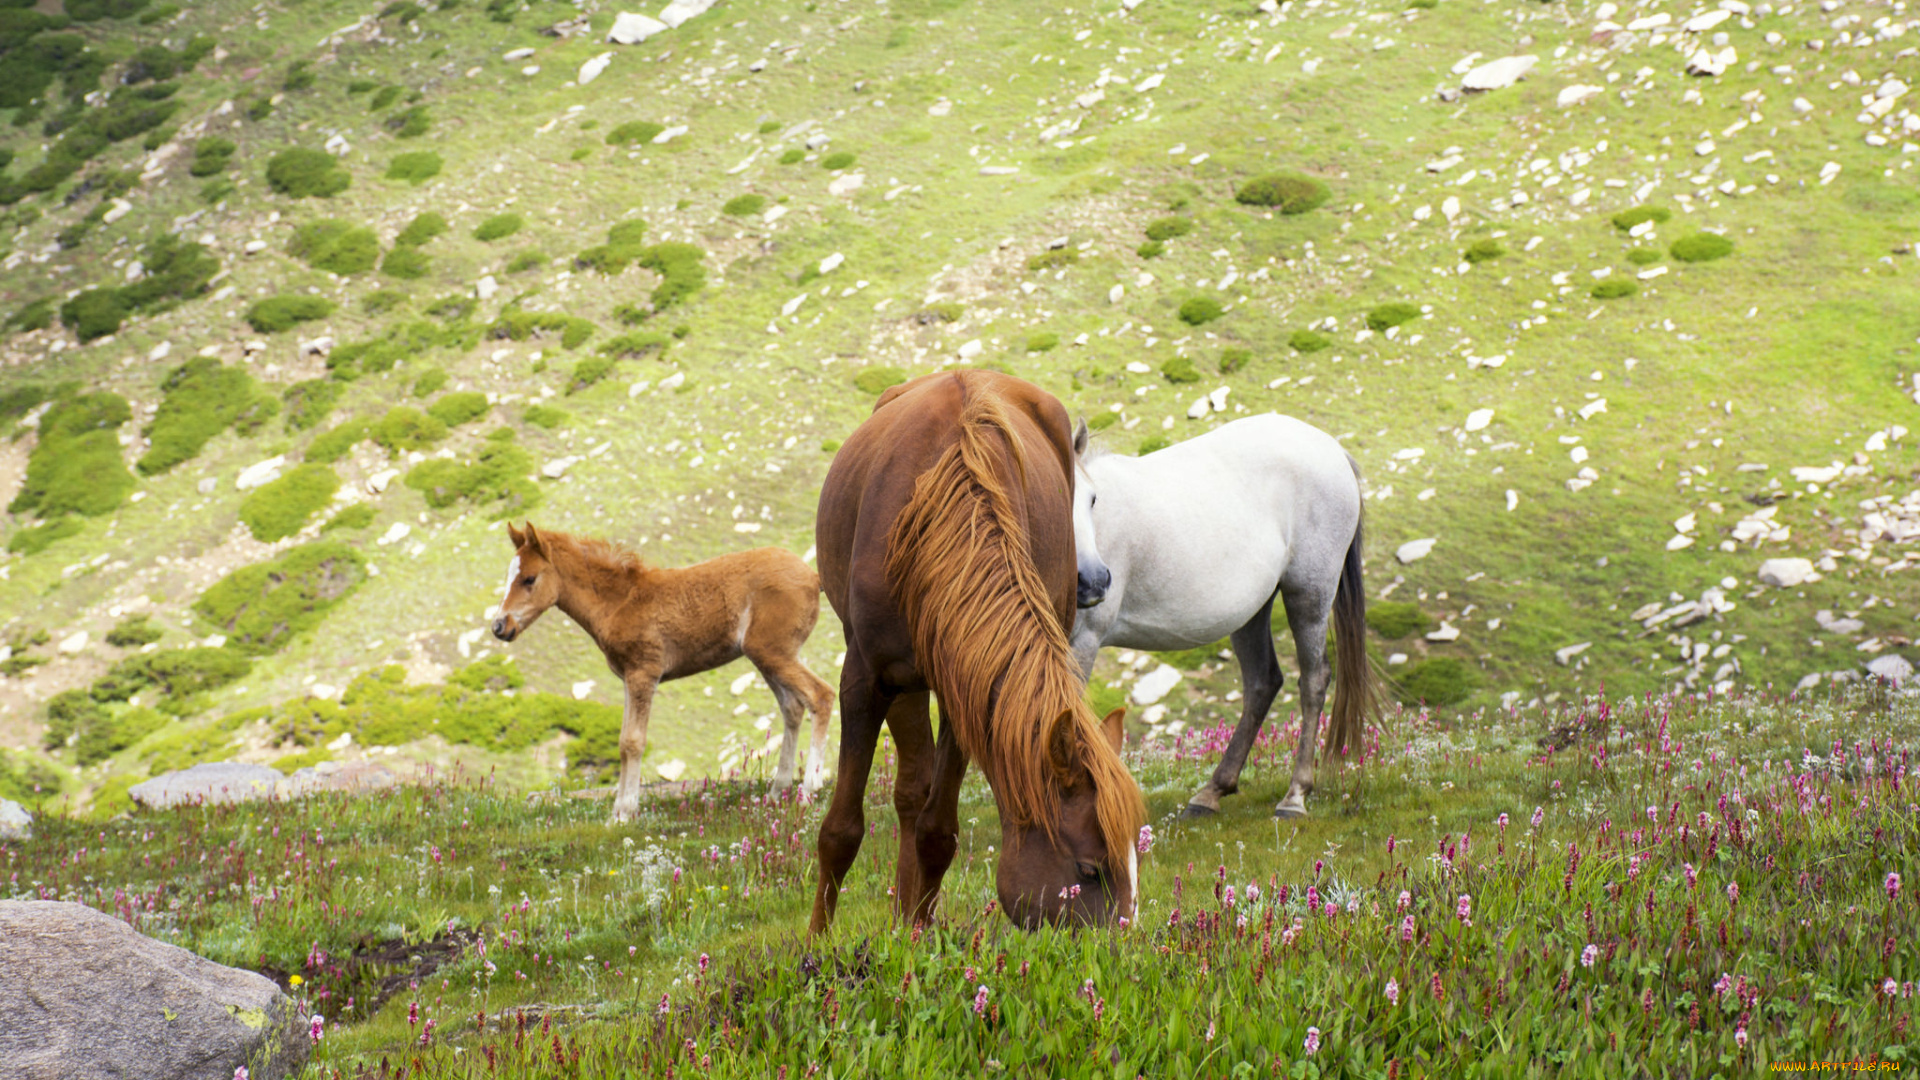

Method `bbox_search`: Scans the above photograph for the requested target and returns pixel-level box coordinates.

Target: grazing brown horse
[490,523,835,820]
[811,370,1146,934]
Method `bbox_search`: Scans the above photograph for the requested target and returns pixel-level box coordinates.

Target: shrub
[1393,657,1477,707]
[475,213,523,241]
[368,85,401,111]
[1027,248,1079,272]
[1626,247,1662,266]
[65,0,154,21]
[523,403,569,429]
[192,541,368,655]
[381,246,430,279]
[282,379,342,432]
[105,615,164,647]
[1027,332,1059,353]
[385,151,442,184]
[1671,232,1734,262]
[1219,347,1253,374]
[391,212,448,249]
[605,121,664,146]
[636,242,706,311]
[598,332,668,358]
[1367,601,1433,639]
[853,367,908,396]
[58,289,128,341]
[238,463,339,542]
[1591,278,1639,299]
[321,503,377,532]
[266,148,351,198]
[403,438,540,518]
[1161,357,1201,383]
[188,136,235,177]
[915,301,963,324]
[572,219,651,275]
[412,368,449,397]
[1178,296,1224,326]
[8,392,134,518]
[283,60,316,93]
[288,219,380,275]
[426,391,491,427]
[1366,303,1421,332]
[138,357,279,475]
[1144,217,1193,242]
[1137,240,1165,259]
[821,151,856,170]
[1610,205,1670,232]
[327,320,479,380]
[506,250,545,274]
[1463,238,1504,264]
[568,357,616,393]
[425,295,477,322]
[91,648,253,706]
[247,295,335,333]
[490,309,596,350]
[8,517,85,555]
[1086,413,1118,431]
[370,407,448,453]
[758,120,781,134]
[305,420,370,464]
[1234,173,1330,214]
[778,149,806,165]
[722,193,766,216]
[1290,329,1331,353]
[6,298,56,333]
[44,691,169,765]
[386,105,430,138]
[0,749,62,803]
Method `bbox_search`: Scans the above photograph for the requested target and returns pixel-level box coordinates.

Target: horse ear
[1100,707,1126,755]
[1047,709,1080,779]
[1072,418,1089,457]
[507,522,526,548]
[524,522,547,555]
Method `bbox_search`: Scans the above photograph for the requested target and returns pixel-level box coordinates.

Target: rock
[243,239,268,255]
[608,11,667,43]
[827,171,865,196]
[1130,664,1183,706]
[1867,654,1914,684]
[298,336,333,358]
[577,52,614,85]
[367,468,399,493]
[1395,538,1437,563]
[0,799,30,841]
[476,275,499,301]
[1684,9,1732,31]
[656,758,688,781]
[651,124,687,144]
[102,198,134,224]
[1426,621,1461,642]
[57,630,88,654]
[658,0,715,28]
[818,252,845,275]
[1464,408,1493,432]
[1686,46,1736,76]
[978,166,1019,176]
[503,47,536,60]
[234,455,288,491]
[1554,642,1592,665]
[377,522,411,546]
[658,371,686,391]
[571,680,595,700]
[1558,84,1605,107]
[129,763,285,809]
[1462,55,1538,91]
[957,339,983,360]
[1626,12,1672,29]
[542,456,579,479]
[1757,557,1816,588]
[0,900,309,1080]
[279,761,398,799]
[1134,73,1165,92]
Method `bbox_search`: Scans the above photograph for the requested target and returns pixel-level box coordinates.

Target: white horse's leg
[1274,587,1336,819]
[1185,595,1286,817]
[611,673,658,823]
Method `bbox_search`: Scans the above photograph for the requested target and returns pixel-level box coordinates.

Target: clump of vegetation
[367,85,401,111]
[386,105,430,138]
[189,137,236,177]
[1086,413,1118,432]
[637,242,707,311]
[1289,329,1331,353]
[283,379,343,433]
[568,357,617,394]
[1144,217,1194,242]
[1027,332,1059,353]
[192,541,368,655]
[321,503,377,532]
[574,220,651,274]
[289,219,381,275]
[1366,303,1422,332]
[385,151,442,184]
[138,358,279,475]
[821,151,856,170]
[6,299,57,334]
[8,391,135,519]
[1234,172,1330,214]
[1610,205,1671,232]
[0,750,61,803]
[395,212,449,248]
[1219,347,1253,374]
[1178,296,1225,326]
[599,332,669,359]
[1463,238,1504,264]
[58,235,219,340]
[1137,240,1165,259]
[326,321,480,380]
[1393,656,1477,706]
[853,367,908,395]
[1367,601,1434,639]
[246,295,336,334]
[506,250,545,274]
[370,407,448,454]
[474,213,524,242]
[90,648,253,709]
[1027,248,1079,272]
[266,148,352,198]
[403,434,540,518]
[380,247,430,279]
[1626,247,1663,266]
[1160,357,1201,383]
[8,518,85,555]
[426,391,491,428]
[915,301,963,324]
[412,368,449,397]
[490,309,596,350]
[722,193,767,216]
[1671,232,1735,262]
[1591,278,1639,299]
[778,148,806,165]
[238,464,340,542]
[43,692,170,766]
[105,615,165,648]
[605,120,665,146]
[305,420,370,464]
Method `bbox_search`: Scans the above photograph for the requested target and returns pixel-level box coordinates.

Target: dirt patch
[257,928,477,1026]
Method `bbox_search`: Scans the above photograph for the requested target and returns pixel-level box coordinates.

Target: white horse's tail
[1325,457,1378,758]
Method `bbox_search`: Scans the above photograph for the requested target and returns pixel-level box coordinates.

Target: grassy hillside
[1,0,1917,801]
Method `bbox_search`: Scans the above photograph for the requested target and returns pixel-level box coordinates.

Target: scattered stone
[1685,9,1732,31]
[1462,55,1538,92]
[476,275,499,301]
[656,758,688,781]
[235,455,288,491]
[1395,537,1437,563]
[571,680,595,700]
[1757,557,1816,588]
[658,0,717,28]
[129,762,286,809]
[542,456,580,479]
[1426,621,1461,642]
[1555,641,1592,665]
[828,171,865,196]
[0,799,29,841]
[0,901,310,1080]
[377,522,412,546]
[608,11,667,43]
[1866,654,1913,684]
[978,166,1019,176]
[503,47,536,61]
[367,468,399,494]
[56,630,88,654]
[1464,408,1493,432]
[577,52,614,85]
[1558,85,1605,107]
[1130,664,1183,706]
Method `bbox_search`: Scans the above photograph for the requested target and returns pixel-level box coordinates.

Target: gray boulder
[129,762,284,810]
[279,760,398,799]
[0,798,30,841]
[0,900,310,1080]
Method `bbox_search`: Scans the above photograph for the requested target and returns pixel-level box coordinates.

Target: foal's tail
[1325,465,1380,759]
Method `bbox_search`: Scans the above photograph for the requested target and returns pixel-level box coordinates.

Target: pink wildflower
[1397,890,1411,912]
[308,1014,324,1044]
[235,1069,249,1080]
[1304,1027,1321,1056]
[1734,1028,1748,1049]
[973,985,990,1016]
[1497,813,1509,832]
[1727,882,1739,907]
[1385,978,1400,1005]
[1885,978,1900,999]
[1400,915,1415,943]
[1137,826,1155,855]
[1531,806,1545,829]
[1456,894,1472,923]
[1581,944,1599,968]
[1684,863,1698,889]
[1888,872,1902,901]
[658,994,671,1017]
[1223,885,1236,909]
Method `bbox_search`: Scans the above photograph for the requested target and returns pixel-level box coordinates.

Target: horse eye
[1090,494,1098,508]
[1077,861,1101,882]
[521,576,536,587]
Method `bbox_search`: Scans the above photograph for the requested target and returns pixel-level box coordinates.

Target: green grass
[246,295,336,334]
[853,366,907,395]
[289,220,381,275]
[474,213,523,242]
[192,541,369,656]
[266,148,351,198]
[722,193,767,217]
[394,212,449,248]
[237,463,340,542]
[385,151,442,184]
[137,357,278,475]
[8,391,134,520]
[1671,233,1736,262]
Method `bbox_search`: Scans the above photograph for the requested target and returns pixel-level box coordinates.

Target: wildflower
[1456,895,1472,923]
[1684,863,1698,890]
[1205,1021,1216,1043]
[1889,872,1902,901]
[1093,998,1105,1023]
[1386,834,1397,855]
[1497,813,1509,832]
[1385,978,1400,1005]
[1581,944,1599,968]
[1885,978,1900,999]
[1647,805,1657,824]
[658,994,671,1018]
[973,985,990,1016]
[1628,855,1640,881]
[1304,1027,1322,1056]
[289,975,304,987]
[1137,826,1155,855]
[1306,885,1320,912]
[418,1019,435,1047]
[1246,883,1261,905]
[1400,915,1415,943]
[407,1001,419,1027]
[698,953,710,974]
[1223,885,1236,909]
[1429,973,1445,1001]
[1058,884,1082,901]
[308,1014,324,1044]
[235,1069,249,1080]
[1397,890,1411,913]
[1727,882,1739,907]
[1324,902,1336,918]
[1531,806,1545,829]
[1734,1028,1748,1050]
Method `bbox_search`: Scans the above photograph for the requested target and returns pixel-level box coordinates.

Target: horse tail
[1325,462,1379,759]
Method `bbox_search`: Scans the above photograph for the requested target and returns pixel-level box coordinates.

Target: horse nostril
[492,619,507,639]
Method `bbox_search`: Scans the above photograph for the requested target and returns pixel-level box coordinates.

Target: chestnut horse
[491,523,835,820]
[811,370,1146,933]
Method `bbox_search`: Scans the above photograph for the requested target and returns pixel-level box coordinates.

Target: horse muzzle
[491,618,518,642]
[1076,565,1111,609]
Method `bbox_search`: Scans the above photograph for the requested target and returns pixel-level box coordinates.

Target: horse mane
[885,384,1144,875]
[539,530,653,592]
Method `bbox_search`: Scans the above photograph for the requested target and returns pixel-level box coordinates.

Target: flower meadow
[5,686,1917,1078]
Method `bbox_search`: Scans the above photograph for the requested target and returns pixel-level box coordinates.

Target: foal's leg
[1184,594,1287,817]
[762,677,804,789]
[1274,585,1336,819]
[884,692,937,922]
[799,665,835,794]
[909,711,969,923]
[810,652,893,935]
[752,652,836,793]
[611,671,660,824]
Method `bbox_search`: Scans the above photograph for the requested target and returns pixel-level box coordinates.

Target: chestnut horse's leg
[611,671,660,823]
[884,691,936,922]
[809,651,894,934]
[908,712,969,924]
[1185,593,1286,817]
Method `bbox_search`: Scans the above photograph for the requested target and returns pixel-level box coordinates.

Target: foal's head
[492,522,561,643]
[1070,419,1112,610]
[996,705,1139,930]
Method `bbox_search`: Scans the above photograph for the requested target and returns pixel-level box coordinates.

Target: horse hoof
[1180,802,1218,819]
[1272,804,1307,819]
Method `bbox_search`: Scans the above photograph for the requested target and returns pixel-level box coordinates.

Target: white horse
[1069,413,1378,818]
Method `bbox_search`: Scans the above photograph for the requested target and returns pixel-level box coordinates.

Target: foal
[491,522,835,821]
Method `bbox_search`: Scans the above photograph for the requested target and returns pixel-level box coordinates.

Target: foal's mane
[886,383,1144,873]
[538,530,653,592]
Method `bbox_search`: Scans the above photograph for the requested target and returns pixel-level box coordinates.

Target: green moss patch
[305,420,370,464]
[90,648,253,708]
[598,332,669,359]
[1178,296,1224,326]
[289,219,381,275]
[1367,601,1434,640]
[1626,247,1663,266]
[1591,278,1639,299]
[385,151,442,184]
[9,392,135,519]
[1144,217,1193,242]
[722,194,766,216]
[283,379,342,433]
[1161,357,1201,383]
[9,517,84,555]
[192,541,368,656]
[1219,347,1253,374]
[853,366,908,395]
[474,213,523,242]
[395,212,449,247]
[1366,303,1422,332]
[1289,329,1331,353]
[105,615,164,648]
[238,463,340,542]
[380,247,430,280]
[246,295,336,334]
[370,406,448,453]
[266,148,351,198]
[138,357,278,476]
[321,503,377,532]
[1671,232,1735,262]
[189,137,235,177]
[43,691,170,765]
[1463,239,1504,264]
[523,403,569,429]
[326,321,480,381]
[412,368,449,397]
[605,120,665,146]
[1610,205,1671,232]
[1393,657,1477,707]
[1234,173,1330,214]
[403,436,540,518]
[425,391,491,428]
[1027,332,1059,353]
